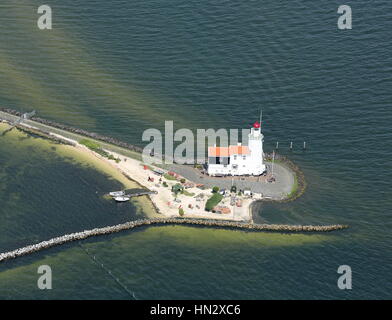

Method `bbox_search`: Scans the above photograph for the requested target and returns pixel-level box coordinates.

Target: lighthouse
[247,121,266,176]
[207,120,266,176]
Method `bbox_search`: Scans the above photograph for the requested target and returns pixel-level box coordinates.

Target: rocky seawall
[264,152,307,202]
[0,107,143,153]
[0,218,348,263]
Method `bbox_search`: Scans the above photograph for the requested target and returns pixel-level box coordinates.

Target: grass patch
[141,163,153,170]
[182,190,195,197]
[164,173,177,181]
[265,159,285,166]
[179,208,184,216]
[286,174,298,199]
[80,139,120,163]
[205,193,223,211]
[79,139,101,150]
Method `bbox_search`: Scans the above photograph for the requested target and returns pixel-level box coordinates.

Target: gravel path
[169,162,295,200]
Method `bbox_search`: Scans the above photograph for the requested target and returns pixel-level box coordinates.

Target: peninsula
[0,108,304,223]
[0,108,347,262]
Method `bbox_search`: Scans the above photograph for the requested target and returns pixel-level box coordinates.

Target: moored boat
[114,196,130,202]
[109,190,125,197]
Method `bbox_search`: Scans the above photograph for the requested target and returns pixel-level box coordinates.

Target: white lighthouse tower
[247,120,266,175]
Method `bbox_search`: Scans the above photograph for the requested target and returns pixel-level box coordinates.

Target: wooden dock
[125,190,157,197]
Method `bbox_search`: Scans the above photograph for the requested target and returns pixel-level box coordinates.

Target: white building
[207,121,266,176]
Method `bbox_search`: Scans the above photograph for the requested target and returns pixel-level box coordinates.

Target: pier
[109,189,158,202]
[125,190,157,197]
[0,218,348,263]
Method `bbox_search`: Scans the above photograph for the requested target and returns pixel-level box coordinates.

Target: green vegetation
[79,139,120,163]
[212,186,220,193]
[286,174,298,199]
[180,178,186,184]
[164,173,177,181]
[141,163,153,170]
[265,159,284,165]
[79,139,101,150]
[162,181,168,187]
[205,193,223,211]
[172,183,184,195]
[108,154,121,163]
[182,190,195,197]
[179,208,184,216]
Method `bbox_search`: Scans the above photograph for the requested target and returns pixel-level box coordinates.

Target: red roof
[208,145,250,157]
[229,145,250,155]
[208,147,230,157]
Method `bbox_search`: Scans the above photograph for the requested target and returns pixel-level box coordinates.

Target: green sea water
[0,0,391,299]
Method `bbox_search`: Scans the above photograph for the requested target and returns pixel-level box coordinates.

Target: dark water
[0,130,147,251]
[0,0,391,299]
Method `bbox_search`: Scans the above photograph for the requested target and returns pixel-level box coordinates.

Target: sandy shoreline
[73,139,255,222]
[0,109,306,222]
[1,120,254,221]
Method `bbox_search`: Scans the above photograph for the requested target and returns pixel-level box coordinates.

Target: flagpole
[271,150,275,178]
[259,109,262,124]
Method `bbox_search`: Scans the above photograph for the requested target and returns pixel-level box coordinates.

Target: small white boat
[114,196,130,202]
[110,190,125,197]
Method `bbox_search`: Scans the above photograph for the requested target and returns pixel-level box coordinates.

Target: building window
[233,155,237,160]
[242,155,246,160]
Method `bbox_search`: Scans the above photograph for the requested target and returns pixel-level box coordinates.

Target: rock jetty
[1,107,143,153]
[0,218,348,263]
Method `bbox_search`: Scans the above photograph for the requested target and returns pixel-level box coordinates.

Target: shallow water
[0,0,391,299]
[0,126,152,252]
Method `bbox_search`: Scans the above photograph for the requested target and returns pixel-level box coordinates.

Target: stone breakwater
[0,218,348,263]
[0,107,143,153]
